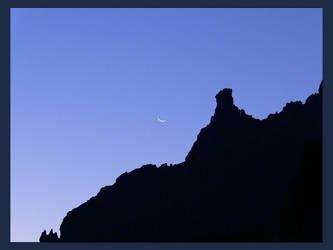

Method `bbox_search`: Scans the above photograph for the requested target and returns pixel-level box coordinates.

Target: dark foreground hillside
[40,82,322,242]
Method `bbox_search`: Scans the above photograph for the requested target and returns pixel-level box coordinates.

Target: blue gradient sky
[10,8,322,242]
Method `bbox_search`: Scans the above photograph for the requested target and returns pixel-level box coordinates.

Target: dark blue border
[1,1,331,249]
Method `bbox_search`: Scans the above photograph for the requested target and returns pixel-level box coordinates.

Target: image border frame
[1,1,331,249]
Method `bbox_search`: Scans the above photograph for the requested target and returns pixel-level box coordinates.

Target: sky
[10,8,322,242]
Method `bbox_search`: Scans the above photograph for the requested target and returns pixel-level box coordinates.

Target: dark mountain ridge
[40,82,322,242]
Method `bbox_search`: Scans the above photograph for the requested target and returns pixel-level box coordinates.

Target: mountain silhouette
[40,82,322,242]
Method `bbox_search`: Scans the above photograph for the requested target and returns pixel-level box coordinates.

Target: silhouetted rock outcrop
[40,81,322,242]
[40,229,59,242]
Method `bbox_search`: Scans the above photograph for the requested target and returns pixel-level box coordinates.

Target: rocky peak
[39,229,59,242]
[211,88,240,125]
[215,88,234,109]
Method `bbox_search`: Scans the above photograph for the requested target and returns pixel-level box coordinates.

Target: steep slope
[40,82,322,242]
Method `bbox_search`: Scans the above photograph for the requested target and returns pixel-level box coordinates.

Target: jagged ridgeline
[40,82,322,242]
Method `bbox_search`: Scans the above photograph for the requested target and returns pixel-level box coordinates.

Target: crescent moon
[157,116,166,123]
